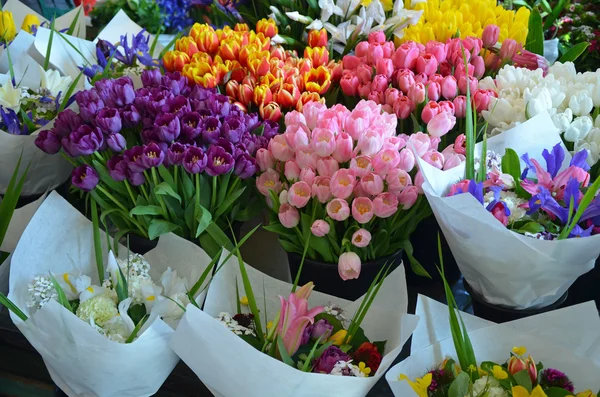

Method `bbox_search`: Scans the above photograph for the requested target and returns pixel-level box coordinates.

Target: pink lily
[521,159,589,200]
[276,284,324,356]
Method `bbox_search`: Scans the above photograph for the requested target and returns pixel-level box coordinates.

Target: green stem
[59,152,78,167]
[174,166,179,194]
[195,173,201,237]
[124,180,137,205]
[211,175,218,212]
[96,185,129,213]
[152,168,169,219]
[140,184,150,202]
[291,204,316,292]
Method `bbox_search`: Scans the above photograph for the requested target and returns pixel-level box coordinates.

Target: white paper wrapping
[171,252,418,397]
[386,296,600,396]
[0,193,46,253]
[418,112,600,309]
[2,0,86,38]
[7,191,214,397]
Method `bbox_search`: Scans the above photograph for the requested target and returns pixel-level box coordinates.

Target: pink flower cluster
[339,31,500,138]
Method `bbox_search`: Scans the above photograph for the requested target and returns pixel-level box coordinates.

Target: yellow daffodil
[0,10,16,43]
[21,14,40,34]
[573,391,597,397]
[398,373,432,397]
[358,362,372,376]
[399,0,529,45]
[490,365,508,380]
[512,385,548,397]
[240,296,249,306]
[513,346,527,356]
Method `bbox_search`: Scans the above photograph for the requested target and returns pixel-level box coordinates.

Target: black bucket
[464,280,568,323]
[287,250,403,301]
[565,258,600,308]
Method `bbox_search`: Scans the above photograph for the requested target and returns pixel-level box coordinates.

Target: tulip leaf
[148,219,180,240]
[278,238,303,253]
[525,9,544,55]
[301,336,325,372]
[126,314,149,343]
[263,223,296,237]
[398,240,431,278]
[448,372,470,397]
[0,155,29,248]
[311,236,334,263]
[157,165,176,190]
[179,171,194,203]
[154,182,182,203]
[0,292,27,321]
[43,18,55,71]
[544,388,575,397]
[216,172,232,207]
[513,370,533,391]
[215,186,246,219]
[49,274,73,312]
[59,72,83,112]
[559,42,590,63]
[92,160,129,196]
[276,336,295,367]
[67,7,82,36]
[115,264,129,303]
[195,206,212,237]
[188,247,221,297]
[130,205,163,216]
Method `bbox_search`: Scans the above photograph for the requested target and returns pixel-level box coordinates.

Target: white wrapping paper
[7,192,214,397]
[386,296,600,396]
[419,112,600,309]
[2,0,86,38]
[171,252,418,397]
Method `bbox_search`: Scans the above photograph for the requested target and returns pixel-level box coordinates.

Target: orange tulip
[248,52,271,77]
[298,58,313,75]
[239,43,260,67]
[253,84,273,106]
[182,63,217,88]
[259,101,282,122]
[233,101,247,112]
[226,80,239,99]
[219,38,241,61]
[285,72,304,92]
[270,45,286,60]
[175,37,199,58]
[213,61,230,82]
[237,82,254,107]
[256,18,278,38]
[191,52,213,65]
[304,66,331,95]
[308,29,328,48]
[274,83,300,108]
[234,23,249,32]
[227,60,245,82]
[296,92,323,111]
[304,46,329,67]
[163,51,191,72]
[249,31,271,52]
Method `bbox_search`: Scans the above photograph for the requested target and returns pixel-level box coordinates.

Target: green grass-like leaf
[49,274,73,312]
[525,8,544,55]
[558,174,600,239]
[67,7,82,36]
[44,18,56,71]
[0,292,28,321]
[125,314,148,343]
[559,42,590,63]
[462,44,475,180]
[91,199,104,283]
[277,336,295,366]
[59,71,83,112]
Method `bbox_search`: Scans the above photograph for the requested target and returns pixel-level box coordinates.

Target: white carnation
[470,376,509,397]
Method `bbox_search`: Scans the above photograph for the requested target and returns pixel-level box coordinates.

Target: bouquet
[35,70,278,258]
[256,99,435,281]
[418,112,600,309]
[1,192,216,396]
[162,20,342,121]
[170,244,418,397]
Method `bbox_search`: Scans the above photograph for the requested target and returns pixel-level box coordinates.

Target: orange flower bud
[260,73,281,90]
[219,38,241,61]
[238,82,254,107]
[304,46,329,68]
[191,52,213,65]
[239,43,260,67]
[308,29,328,48]
[270,45,286,60]
[269,59,285,77]
[175,37,199,58]
[195,30,219,54]
[274,82,300,108]
[213,61,229,82]
[242,75,257,88]
[304,66,331,95]
[233,101,247,112]
[182,63,217,88]
[227,60,245,82]
[253,84,273,106]
[248,52,271,77]
[285,72,304,92]
[234,23,249,32]
[249,31,271,52]
[256,18,278,38]
[259,101,282,122]
[226,80,240,99]
[163,51,191,72]
[298,58,313,75]
[189,23,213,42]
[296,92,323,111]
[507,356,527,375]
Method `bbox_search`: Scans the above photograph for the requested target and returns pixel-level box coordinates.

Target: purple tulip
[96,108,122,134]
[181,112,202,140]
[107,155,128,181]
[107,133,126,152]
[61,125,104,157]
[147,91,173,117]
[182,146,207,174]
[206,145,234,176]
[188,85,216,102]
[134,88,152,113]
[128,170,146,186]
[221,116,244,143]
[111,77,136,107]
[124,146,146,173]
[141,68,162,88]
[209,94,232,116]
[140,143,165,168]
[53,109,84,138]
[154,113,181,142]
[162,95,190,118]
[262,120,279,140]
[71,165,99,191]
[35,129,62,154]
[93,78,114,106]
[121,104,141,128]
[313,346,351,374]
[243,113,260,133]
[162,72,190,96]
[216,138,235,155]
[167,142,186,165]
[201,116,221,144]
[75,90,105,122]
[234,153,257,179]
[301,324,312,346]
[141,127,159,144]
[310,319,333,341]
[196,108,212,119]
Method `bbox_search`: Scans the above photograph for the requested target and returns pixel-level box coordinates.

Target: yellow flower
[467,364,478,372]
[512,385,548,397]
[358,362,372,376]
[240,296,249,306]
[266,321,273,329]
[328,329,348,346]
[513,346,527,356]
[21,14,40,34]
[574,391,597,397]
[0,11,16,43]
[398,373,432,397]
[490,365,508,380]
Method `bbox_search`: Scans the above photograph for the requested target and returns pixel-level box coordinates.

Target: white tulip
[574,140,600,167]
[596,114,600,128]
[569,90,594,116]
[524,87,553,118]
[285,11,312,24]
[548,61,577,82]
[0,81,22,113]
[564,116,594,142]
[591,78,600,107]
[495,65,543,92]
[551,108,573,132]
[478,76,497,91]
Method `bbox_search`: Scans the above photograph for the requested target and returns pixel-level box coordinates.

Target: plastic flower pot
[287,250,403,301]
[463,280,569,324]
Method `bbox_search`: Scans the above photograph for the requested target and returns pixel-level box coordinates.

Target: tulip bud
[21,14,40,34]
[482,24,500,49]
[428,82,441,101]
[260,101,282,122]
[308,29,328,48]
[416,54,439,76]
[408,83,426,104]
[256,18,278,38]
[0,11,16,43]
[304,46,329,68]
[162,51,190,73]
[175,37,199,58]
[253,84,273,106]
[500,39,521,61]
[507,356,527,375]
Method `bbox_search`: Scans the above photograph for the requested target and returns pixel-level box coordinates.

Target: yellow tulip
[21,14,40,34]
[0,11,16,43]
[328,329,348,346]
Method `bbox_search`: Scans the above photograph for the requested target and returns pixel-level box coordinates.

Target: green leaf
[516,222,545,234]
[278,238,303,253]
[188,248,221,297]
[59,72,83,112]
[195,206,212,237]
[543,0,567,31]
[216,172,232,207]
[90,199,104,284]
[0,292,28,321]
[157,165,176,190]
[49,274,73,312]
[44,18,56,71]
[0,155,29,247]
[545,387,574,397]
[398,240,431,278]
[115,264,129,303]
[148,219,180,240]
[205,221,234,251]
[501,148,528,197]
[130,205,163,216]
[154,182,182,203]
[68,8,83,36]
[314,313,344,333]
[125,314,148,343]
[19,109,36,131]
[277,336,295,366]
[525,9,544,55]
[513,369,533,391]
[158,32,182,59]
[559,42,590,63]
[462,44,475,180]
[263,223,297,237]
[215,186,246,219]
[448,372,470,397]
[92,159,128,196]
[301,336,325,372]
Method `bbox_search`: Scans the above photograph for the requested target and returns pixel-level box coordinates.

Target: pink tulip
[453,95,467,118]
[422,150,445,169]
[439,61,452,76]
[342,55,362,70]
[311,176,332,203]
[355,41,370,58]
[345,113,369,141]
[288,181,312,208]
[358,82,372,98]
[316,156,340,177]
[408,83,426,104]
[357,130,384,157]
[373,192,399,218]
[396,69,415,94]
[277,289,324,355]
[396,148,415,172]
[450,48,470,66]
[269,134,295,162]
[429,73,443,85]
[284,160,301,181]
[356,64,373,84]
[513,50,549,73]
[256,169,283,196]
[416,54,439,76]
[425,41,446,63]
[302,101,327,130]
[296,147,319,169]
[393,96,414,120]
[351,197,374,223]
[352,182,370,198]
[360,172,384,196]
[394,43,419,69]
[453,134,466,155]
[414,72,428,84]
[421,101,441,124]
[384,88,401,107]
[300,167,316,185]
[330,169,356,199]
[382,104,394,114]
[490,202,510,226]
[427,82,441,102]
[372,148,400,175]
[414,171,425,193]
[368,31,386,44]
[338,252,361,280]
[441,75,458,100]
[311,128,336,157]
[386,168,412,193]
[439,100,455,115]
[375,58,394,79]
[278,203,300,228]
[473,89,493,112]
[471,55,485,79]
[285,111,307,126]
[326,198,350,221]
[332,133,353,163]
[311,219,330,237]
[284,123,310,150]
[340,74,360,96]
[350,155,373,178]
[256,148,275,171]
[458,75,478,96]
[371,74,389,93]
[398,185,419,209]
[383,136,406,151]
[499,39,521,61]
[382,41,395,58]
[454,62,474,80]
[407,132,431,157]
[427,112,456,138]
[368,91,384,104]
[443,153,465,170]
[351,229,372,248]
[367,43,384,65]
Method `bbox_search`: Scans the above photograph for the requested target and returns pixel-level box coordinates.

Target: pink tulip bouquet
[256,99,435,278]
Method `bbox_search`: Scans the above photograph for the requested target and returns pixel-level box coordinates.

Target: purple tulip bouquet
[35,69,278,257]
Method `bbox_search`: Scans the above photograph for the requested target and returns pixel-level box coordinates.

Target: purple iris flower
[107,155,128,181]
[563,177,582,210]
[62,125,104,157]
[468,180,484,205]
[182,146,208,174]
[35,129,61,154]
[206,145,234,176]
[71,165,99,191]
[485,186,511,216]
[140,143,165,168]
[81,64,104,80]
[167,142,187,166]
[542,143,565,179]
[527,187,569,224]
[75,90,105,122]
[570,149,590,171]
[96,108,122,134]
[181,112,202,140]
[155,113,181,142]
[53,109,84,138]
[234,153,257,179]
[580,196,600,223]
[568,224,593,238]
[0,107,27,135]
[520,152,534,179]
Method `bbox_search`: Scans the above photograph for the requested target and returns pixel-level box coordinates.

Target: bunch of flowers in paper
[447,143,600,240]
[479,62,600,166]
[0,10,41,43]
[34,70,278,258]
[162,20,342,122]
[256,99,437,276]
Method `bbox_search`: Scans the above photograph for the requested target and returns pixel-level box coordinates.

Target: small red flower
[353,342,382,374]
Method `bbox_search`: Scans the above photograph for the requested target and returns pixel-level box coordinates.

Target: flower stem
[210,175,217,212]
[291,203,316,292]
[59,152,77,167]
[194,173,201,237]
[152,167,169,220]
[124,180,137,205]
[96,185,128,213]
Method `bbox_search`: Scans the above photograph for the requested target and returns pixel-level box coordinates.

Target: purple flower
[312,346,351,374]
[581,196,600,223]
[167,142,186,165]
[234,153,257,179]
[155,113,181,142]
[310,319,333,341]
[528,187,569,224]
[53,109,84,138]
[140,143,165,168]
[163,95,190,118]
[542,144,565,179]
[134,88,152,113]
[94,79,114,106]
[107,155,128,181]
[244,113,260,133]
[121,104,141,128]
[71,165,99,191]
[75,90,105,122]
[111,77,136,107]
[62,125,104,157]
[188,85,217,102]
[568,224,593,238]
[124,146,146,173]
[216,138,235,155]
[107,133,127,152]
[485,186,511,217]
[96,108,122,134]
[147,91,173,117]
[206,146,234,176]
[161,72,190,96]
[201,116,221,144]
[182,146,207,174]
[181,112,202,140]
[468,180,484,204]
[570,149,590,171]
[141,69,162,88]
[35,129,61,154]
[301,324,312,346]
[221,116,244,143]
[539,369,575,393]
[128,170,146,186]
[261,119,279,140]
